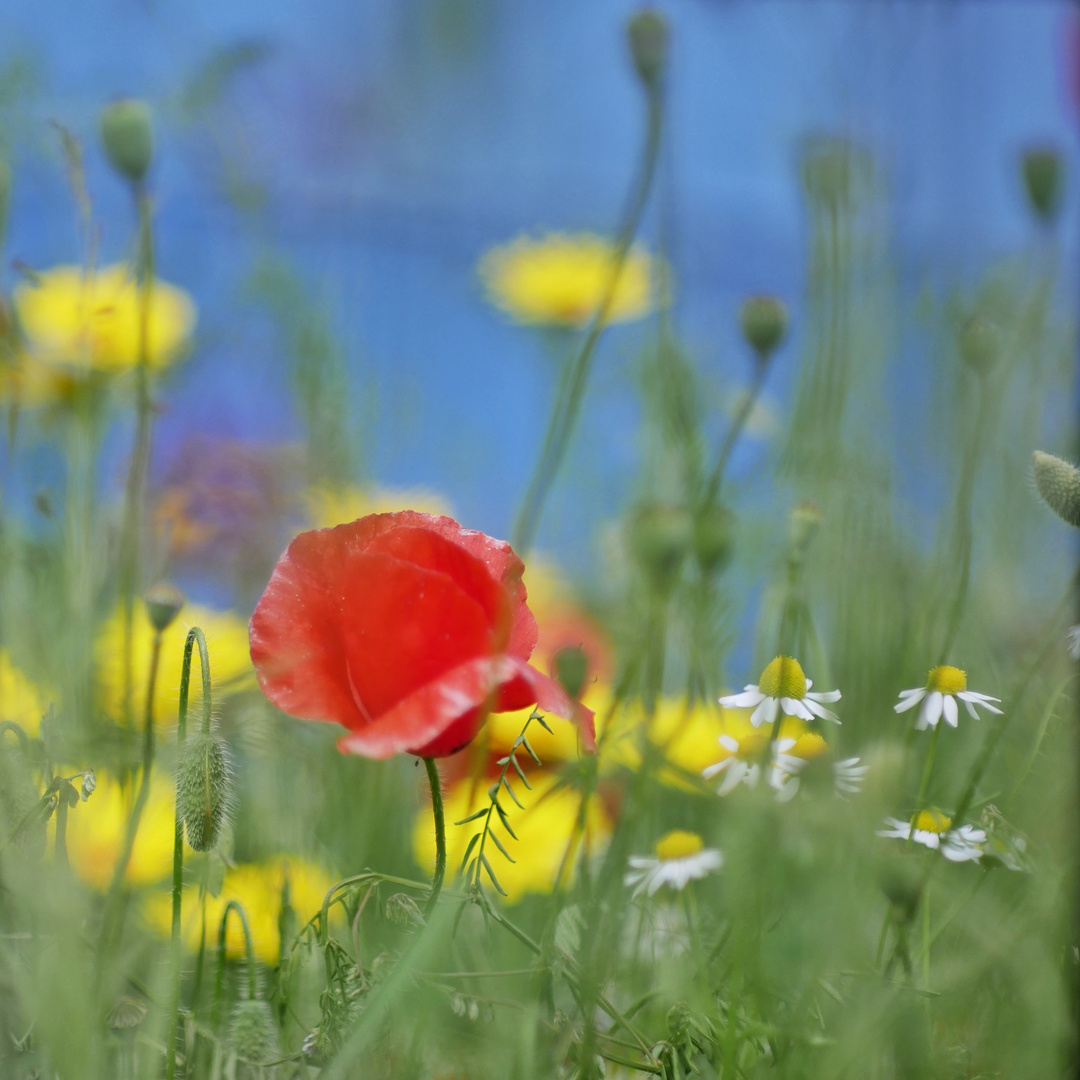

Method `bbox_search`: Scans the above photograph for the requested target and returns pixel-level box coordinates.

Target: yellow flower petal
[14,264,195,373]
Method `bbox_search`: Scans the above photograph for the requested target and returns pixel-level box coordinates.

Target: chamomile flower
[877,810,985,863]
[719,656,841,728]
[704,728,830,801]
[893,666,1001,730]
[624,830,722,897]
[833,757,869,798]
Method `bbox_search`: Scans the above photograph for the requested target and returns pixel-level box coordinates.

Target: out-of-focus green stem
[703,353,770,506]
[512,90,663,556]
[118,184,155,726]
[423,757,446,917]
[908,724,942,846]
[166,627,211,1080]
[100,628,162,946]
[212,899,258,1035]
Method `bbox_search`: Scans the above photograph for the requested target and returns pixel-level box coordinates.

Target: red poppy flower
[249,512,596,759]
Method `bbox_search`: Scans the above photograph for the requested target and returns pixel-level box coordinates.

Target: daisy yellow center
[655,830,704,862]
[913,809,952,834]
[926,665,966,695]
[790,732,827,760]
[758,656,807,700]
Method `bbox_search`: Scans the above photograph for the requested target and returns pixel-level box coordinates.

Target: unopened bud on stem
[228,999,279,1064]
[176,730,232,852]
[100,99,153,184]
[627,9,669,91]
[145,582,185,632]
[628,502,692,592]
[739,295,788,361]
[1033,451,1080,529]
[958,316,1000,376]
[1021,146,1063,223]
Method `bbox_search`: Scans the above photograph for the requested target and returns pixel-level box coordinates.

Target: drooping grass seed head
[100,99,153,184]
[176,729,232,853]
[1021,145,1064,223]
[228,998,279,1065]
[626,9,669,91]
[739,295,788,361]
[1032,451,1080,529]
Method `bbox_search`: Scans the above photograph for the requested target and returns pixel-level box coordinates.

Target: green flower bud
[100,99,153,184]
[145,582,185,633]
[1033,451,1080,529]
[553,645,589,700]
[627,9,669,91]
[228,999,279,1064]
[739,295,788,360]
[958,315,1000,376]
[176,730,232,853]
[1021,146,1063,223]
[788,501,823,559]
[692,504,735,575]
[627,502,692,592]
[800,135,870,209]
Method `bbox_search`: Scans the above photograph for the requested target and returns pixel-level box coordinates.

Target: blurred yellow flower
[478,233,655,328]
[305,485,453,529]
[64,772,177,889]
[143,856,334,964]
[97,603,255,726]
[0,650,50,737]
[14,264,196,372]
[414,770,610,904]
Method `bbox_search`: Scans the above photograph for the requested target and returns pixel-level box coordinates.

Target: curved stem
[423,757,446,917]
[511,89,664,555]
[165,626,210,1080]
[213,899,259,1021]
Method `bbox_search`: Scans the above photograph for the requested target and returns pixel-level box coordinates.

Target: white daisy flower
[877,809,985,863]
[833,757,868,798]
[704,729,834,802]
[719,655,841,728]
[1067,625,1080,661]
[702,733,762,795]
[768,737,808,802]
[624,830,723,897]
[893,665,1001,730]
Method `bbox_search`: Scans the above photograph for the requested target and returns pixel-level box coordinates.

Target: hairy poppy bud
[228,999,279,1064]
[958,315,999,376]
[145,582,185,633]
[100,99,153,184]
[739,295,788,361]
[628,502,692,591]
[553,646,589,701]
[1033,451,1080,529]
[692,504,735,575]
[176,730,232,852]
[627,9,669,91]
[1021,146,1063,223]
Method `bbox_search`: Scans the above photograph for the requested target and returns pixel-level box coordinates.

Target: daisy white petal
[751,696,779,729]
[803,697,840,723]
[942,694,958,728]
[894,688,926,714]
[807,689,842,704]
[922,691,944,729]
[719,688,765,708]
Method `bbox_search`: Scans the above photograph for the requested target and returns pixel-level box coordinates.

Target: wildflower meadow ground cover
[0,5,1077,1079]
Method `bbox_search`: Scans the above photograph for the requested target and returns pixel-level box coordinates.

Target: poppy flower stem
[423,757,446,917]
[165,627,211,1080]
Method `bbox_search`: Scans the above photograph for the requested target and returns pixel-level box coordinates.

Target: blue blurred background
[0,0,1076,591]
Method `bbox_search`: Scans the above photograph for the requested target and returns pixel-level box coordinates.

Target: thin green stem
[118,186,156,726]
[213,899,259,1030]
[703,354,770,506]
[908,725,942,846]
[511,90,663,555]
[53,794,68,868]
[166,627,210,1080]
[423,757,446,917]
[100,628,163,944]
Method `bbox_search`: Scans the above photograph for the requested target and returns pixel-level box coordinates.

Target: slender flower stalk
[212,899,258,1035]
[165,626,212,1080]
[512,74,664,556]
[422,757,446,917]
